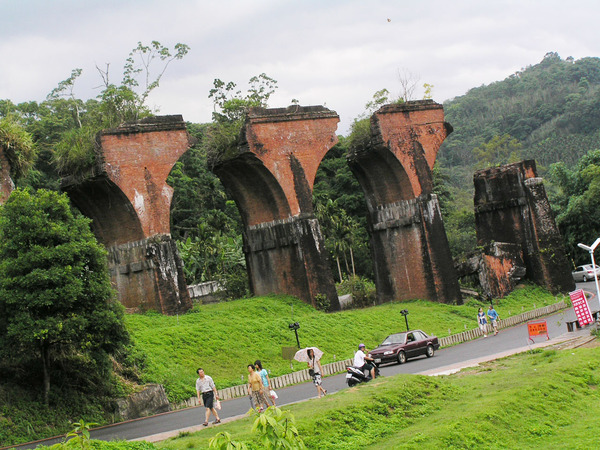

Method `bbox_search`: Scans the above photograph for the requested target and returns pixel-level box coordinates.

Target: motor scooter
[345,363,380,387]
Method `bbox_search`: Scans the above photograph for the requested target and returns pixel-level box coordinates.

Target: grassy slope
[0,284,563,447]
[127,284,563,403]
[156,345,600,449]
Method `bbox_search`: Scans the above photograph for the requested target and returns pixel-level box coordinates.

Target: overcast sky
[2,0,599,134]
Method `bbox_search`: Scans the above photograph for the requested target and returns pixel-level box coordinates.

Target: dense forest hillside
[439,52,600,178]
[428,53,600,262]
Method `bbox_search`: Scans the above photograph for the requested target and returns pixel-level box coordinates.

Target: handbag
[214,399,222,410]
[269,389,278,399]
[309,356,316,377]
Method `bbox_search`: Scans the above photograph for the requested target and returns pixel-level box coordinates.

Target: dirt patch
[549,335,598,350]
[574,337,600,349]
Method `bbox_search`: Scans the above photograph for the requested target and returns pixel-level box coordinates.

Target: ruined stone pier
[474,160,574,295]
[213,106,340,310]
[348,100,462,304]
[62,116,192,314]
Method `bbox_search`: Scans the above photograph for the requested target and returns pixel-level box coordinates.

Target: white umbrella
[293,346,323,363]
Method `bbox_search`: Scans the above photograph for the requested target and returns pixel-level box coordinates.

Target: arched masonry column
[213,106,340,310]
[474,160,575,294]
[348,100,461,304]
[62,115,192,314]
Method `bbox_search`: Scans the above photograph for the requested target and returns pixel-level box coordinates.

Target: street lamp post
[577,237,600,318]
[288,322,301,348]
[400,309,409,331]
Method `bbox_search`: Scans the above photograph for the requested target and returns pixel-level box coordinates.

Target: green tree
[250,407,305,449]
[0,189,129,405]
[168,123,241,242]
[205,73,277,167]
[0,115,36,180]
[423,82,434,99]
[315,199,362,281]
[473,134,523,168]
[96,41,190,128]
[548,149,600,264]
[362,88,390,118]
[49,40,189,178]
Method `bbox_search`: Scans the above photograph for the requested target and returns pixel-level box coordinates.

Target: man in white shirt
[353,343,376,380]
[196,368,221,426]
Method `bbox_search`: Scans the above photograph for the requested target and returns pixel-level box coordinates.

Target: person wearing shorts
[487,305,499,335]
[195,368,221,426]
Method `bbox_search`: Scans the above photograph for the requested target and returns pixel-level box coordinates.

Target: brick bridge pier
[213,106,341,310]
[61,116,192,314]
[474,160,575,295]
[347,100,462,304]
[3,106,575,314]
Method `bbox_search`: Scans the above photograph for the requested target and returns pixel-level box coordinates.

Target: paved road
[10,287,596,449]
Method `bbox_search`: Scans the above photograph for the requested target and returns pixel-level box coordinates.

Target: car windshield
[381,333,406,345]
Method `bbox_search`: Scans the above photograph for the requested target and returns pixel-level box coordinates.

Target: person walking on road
[307,348,327,398]
[247,364,270,411]
[487,305,499,335]
[477,307,488,337]
[195,368,221,426]
[255,360,276,406]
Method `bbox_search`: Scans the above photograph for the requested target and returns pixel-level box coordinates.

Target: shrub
[337,276,376,308]
[315,293,331,312]
[53,126,99,178]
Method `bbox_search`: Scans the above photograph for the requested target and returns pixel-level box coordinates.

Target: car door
[573,266,584,282]
[412,331,427,356]
[404,332,420,358]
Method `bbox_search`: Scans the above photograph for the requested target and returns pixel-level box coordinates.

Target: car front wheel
[426,345,434,358]
[397,351,407,364]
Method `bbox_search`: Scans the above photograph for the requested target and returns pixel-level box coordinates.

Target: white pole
[591,251,600,319]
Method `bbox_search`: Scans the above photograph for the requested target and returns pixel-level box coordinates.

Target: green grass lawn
[0,284,565,448]
[126,284,565,403]
[154,344,600,449]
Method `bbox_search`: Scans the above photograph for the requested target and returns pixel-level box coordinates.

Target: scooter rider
[354,343,376,380]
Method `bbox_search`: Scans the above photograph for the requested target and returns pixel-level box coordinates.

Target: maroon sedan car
[368,330,440,365]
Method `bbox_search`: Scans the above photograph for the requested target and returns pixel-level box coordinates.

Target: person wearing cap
[353,343,376,380]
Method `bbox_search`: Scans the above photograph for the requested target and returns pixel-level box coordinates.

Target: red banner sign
[569,289,594,326]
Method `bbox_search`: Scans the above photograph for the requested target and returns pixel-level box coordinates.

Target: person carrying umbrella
[294,347,327,398]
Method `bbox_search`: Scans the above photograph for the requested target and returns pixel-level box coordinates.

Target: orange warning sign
[527,321,548,336]
[527,320,549,342]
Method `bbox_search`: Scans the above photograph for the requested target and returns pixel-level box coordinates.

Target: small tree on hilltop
[0,189,129,404]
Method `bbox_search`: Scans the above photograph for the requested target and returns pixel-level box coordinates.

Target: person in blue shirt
[487,305,500,335]
[254,360,276,406]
